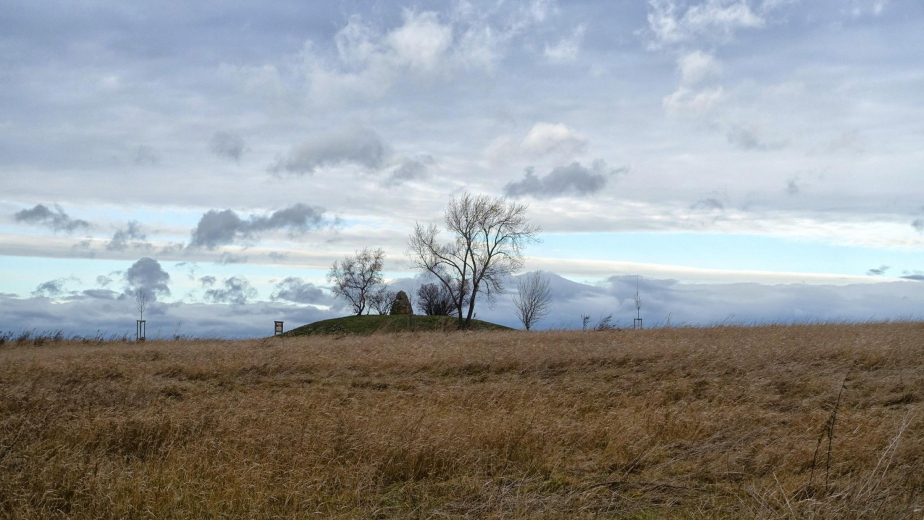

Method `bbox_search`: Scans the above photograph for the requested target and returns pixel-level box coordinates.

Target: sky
[1,0,923,337]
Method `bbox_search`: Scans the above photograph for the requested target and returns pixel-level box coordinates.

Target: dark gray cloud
[189,210,242,248]
[210,131,245,162]
[203,276,257,305]
[3,271,924,338]
[81,289,119,300]
[867,265,890,276]
[124,257,171,299]
[96,275,113,287]
[725,124,784,151]
[913,219,923,233]
[189,203,326,249]
[217,252,247,265]
[691,197,724,211]
[384,154,434,186]
[160,243,186,255]
[14,204,90,233]
[134,145,160,166]
[106,221,150,251]
[268,252,288,262]
[199,275,217,287]
[503,161,623,199]
[271,277,329,304]
[32,278,68,298]
[270,127,389,175]
[0,292,341,339]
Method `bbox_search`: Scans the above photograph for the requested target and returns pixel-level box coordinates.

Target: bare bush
[512,271,553,331]
[367,286,396,315]
[416,283,457,316]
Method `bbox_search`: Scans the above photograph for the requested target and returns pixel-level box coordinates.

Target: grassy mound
[281,314,512,336]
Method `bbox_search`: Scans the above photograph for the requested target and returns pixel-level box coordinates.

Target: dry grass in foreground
[1,323,923,518]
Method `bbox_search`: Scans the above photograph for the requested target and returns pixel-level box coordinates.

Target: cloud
[544,24,586,63]
[504,160,624,199]
[867,265,890,276]
[96,275,113,287]
[521,122,588,157]
[725,123,785,151]
[210,131,245,162]
[203,276,257,305]
[81,289,119,300]
[912,219,923,233]
[271,277,330,304]
[385,11,454,74]
[678,50,721,86]
[14,204,90,234]
[124,257,171,300]
[217,252,248,265]
[647,0,765,47]
[189,203,326,249]
[270,126,389,175]
[0,293,342,339]
[663,85,724,116]
[4,271,924,339]
[199,276,217,287]
[384,154,434,186]
[134,145,160,166]
[32,278,71,298]
[827,130,864,154]
[106,221,151,252]
[288,6,551,104]
[786,178,801,195]
[691,197,724,211]
[487,122,589,164]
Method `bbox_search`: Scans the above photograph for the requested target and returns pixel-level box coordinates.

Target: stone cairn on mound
[390,291,413,315]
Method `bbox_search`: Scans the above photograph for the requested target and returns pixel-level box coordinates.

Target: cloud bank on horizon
[0,0,922,334]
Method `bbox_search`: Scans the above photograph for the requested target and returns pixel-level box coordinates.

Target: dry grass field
[1,323,923,518]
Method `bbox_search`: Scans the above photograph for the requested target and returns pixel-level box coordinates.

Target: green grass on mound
[281,314,512,336]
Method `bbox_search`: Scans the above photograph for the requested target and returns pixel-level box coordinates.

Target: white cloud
[386,11,454,74]
[662,85,724,116]
[521,122,588,156]
[291,4,555,104]
[679,50,722,85]
[487,122,589,164]
[544,24,586,63]
[647,0,765,47]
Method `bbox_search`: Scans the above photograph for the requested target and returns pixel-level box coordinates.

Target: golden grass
[1,322,923,518]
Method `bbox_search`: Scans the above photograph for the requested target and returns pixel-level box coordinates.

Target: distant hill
[281,314,513,336]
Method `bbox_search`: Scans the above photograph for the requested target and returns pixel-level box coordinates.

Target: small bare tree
[135,289,148,321]
[416,283,457,316]
[328,248,386,315]
[407,193,539,329]
[368,286,396,315]
[512,271,553,331]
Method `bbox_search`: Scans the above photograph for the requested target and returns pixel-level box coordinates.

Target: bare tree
[328,248,386,315]
[416,283,457,316]
[368,286,396,315]
[512,271,553,331]
[408,193,539,329]
[135,289,148,321]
